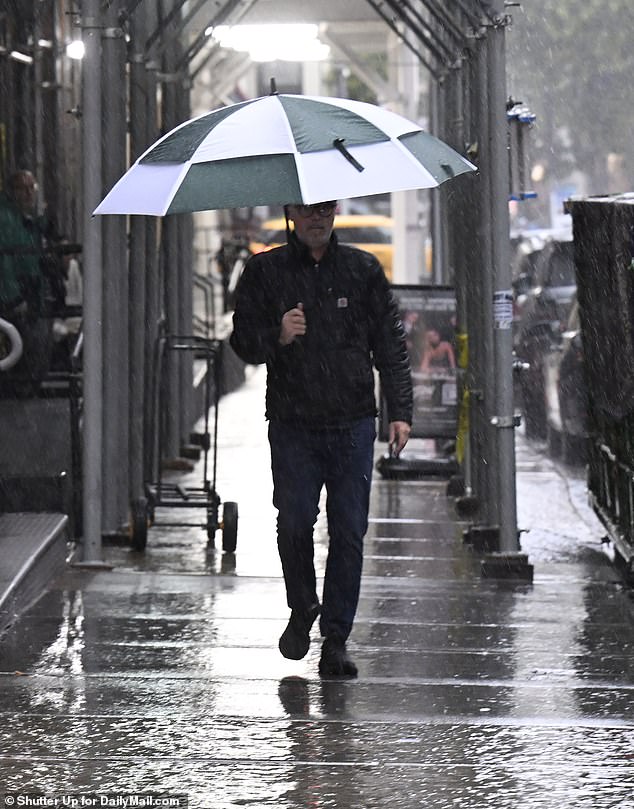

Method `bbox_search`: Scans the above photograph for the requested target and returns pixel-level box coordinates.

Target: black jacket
[230,233,413,427]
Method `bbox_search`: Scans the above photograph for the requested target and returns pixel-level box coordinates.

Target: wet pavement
[1,366,634,808]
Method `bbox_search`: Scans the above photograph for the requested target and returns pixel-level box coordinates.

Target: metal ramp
[0,512,69,632]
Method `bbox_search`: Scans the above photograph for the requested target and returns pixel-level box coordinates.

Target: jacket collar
[289,230,338,265]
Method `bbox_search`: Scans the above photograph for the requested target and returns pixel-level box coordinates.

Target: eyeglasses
[293,202,337,218]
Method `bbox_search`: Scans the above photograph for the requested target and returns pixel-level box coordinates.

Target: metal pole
[442,67,456,286]
[444,60,472,504]
[445,64,464,277]
[433,75,450,285]
[80,0,103,562]
[389,33,424,286]
[177,74,194,445]
[161,8,182,461]
[480,0,532,578]
[101,5,129,534]
[32,7,45,197]
[487,2,520,554]
[429,74,443,285]
[128,4,148,504]
[41,2,61,225]
[469,31,496,528]
[143,22,160,483]
[459,49,479,504]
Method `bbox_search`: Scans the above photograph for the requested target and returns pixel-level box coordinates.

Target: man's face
[287,202,337,256]
[10,172,37,216]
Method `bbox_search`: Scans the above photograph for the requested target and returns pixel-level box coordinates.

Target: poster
[380,285,458,440]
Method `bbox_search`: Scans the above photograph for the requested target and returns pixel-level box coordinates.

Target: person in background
[0,170,59,393]
[230,199,413,678]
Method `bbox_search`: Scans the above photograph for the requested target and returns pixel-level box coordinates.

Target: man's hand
[279,302,306,346]
[389,420,411,457]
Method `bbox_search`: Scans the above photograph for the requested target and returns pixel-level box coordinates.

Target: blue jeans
[268,417,376,641]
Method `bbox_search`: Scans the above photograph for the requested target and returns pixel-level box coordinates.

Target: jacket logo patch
[337,297,348,308]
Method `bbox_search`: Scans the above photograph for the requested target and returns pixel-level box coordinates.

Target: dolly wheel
[129,498,149,552]
[206,499,220,546]
[222,501,238,553]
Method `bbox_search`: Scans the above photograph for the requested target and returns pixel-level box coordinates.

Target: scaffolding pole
[80,0,104,562]
[480,0,532,579]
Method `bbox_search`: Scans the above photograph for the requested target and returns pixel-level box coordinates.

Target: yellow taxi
[249,214,394,279]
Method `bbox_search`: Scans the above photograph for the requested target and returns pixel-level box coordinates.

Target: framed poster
[380,285,457,440]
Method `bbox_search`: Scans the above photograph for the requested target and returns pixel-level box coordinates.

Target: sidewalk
[1,366,633,808]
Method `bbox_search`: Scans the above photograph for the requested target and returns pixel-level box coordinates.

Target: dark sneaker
[318,636,358,678]
[278,603,320,660]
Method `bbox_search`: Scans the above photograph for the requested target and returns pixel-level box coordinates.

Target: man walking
[230,200,412,677]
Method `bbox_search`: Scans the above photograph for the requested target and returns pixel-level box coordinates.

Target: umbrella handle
[333,138,365,173]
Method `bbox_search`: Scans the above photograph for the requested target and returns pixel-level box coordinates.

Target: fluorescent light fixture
[66,40,85,60]
[10,50,33,64]
[37,39,53,48]
[207,24,330,62]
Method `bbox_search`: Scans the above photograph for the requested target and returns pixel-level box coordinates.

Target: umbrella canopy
[94,92,476,216]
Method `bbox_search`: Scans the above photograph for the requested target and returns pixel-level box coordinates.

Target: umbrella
[94,91,476,216]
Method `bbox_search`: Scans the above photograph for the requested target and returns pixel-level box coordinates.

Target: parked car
[511,229,555,297]
[513,234,577,438]
[249,213,394,278]
[542,296,589,461]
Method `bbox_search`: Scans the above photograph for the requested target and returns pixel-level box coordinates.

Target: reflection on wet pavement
[1,368,633,807]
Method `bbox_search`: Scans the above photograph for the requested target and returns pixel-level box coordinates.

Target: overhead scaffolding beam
[363,0,440,78]
[381,0,452,66]
[143,0,258,68]
[418,0,471,50]
[145,0,187,51]
[175,0,257,72]
[364,0,487,74]
[458,0,493,28]
[144,0,191,55]
[402,0,460,61]
[190,48,251,95]
[188,39,222,80]
[179,0,256,76]
[319,25,399,105]
[123,0,146,17]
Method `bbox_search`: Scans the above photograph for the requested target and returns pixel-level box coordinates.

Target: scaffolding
[0,0,533,579]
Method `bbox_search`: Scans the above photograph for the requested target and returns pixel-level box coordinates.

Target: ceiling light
[66,40,85,60]
[10,51,33,64]
[207,24,330,63]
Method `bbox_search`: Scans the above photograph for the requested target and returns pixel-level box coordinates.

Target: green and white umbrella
[94,92,476,216]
